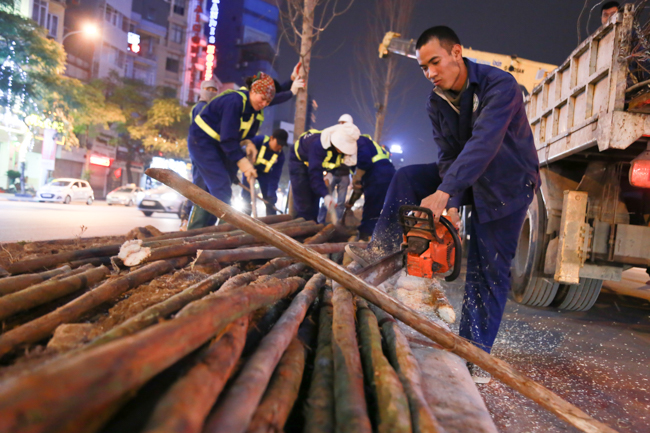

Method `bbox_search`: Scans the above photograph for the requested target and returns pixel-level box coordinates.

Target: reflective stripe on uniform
[195,89,265,141]
[362,134,391,163]
[322,151,342,170]
[294,129,322,167]
[255,136,278,173]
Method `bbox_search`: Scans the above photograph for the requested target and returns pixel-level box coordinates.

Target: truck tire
[552,278,603,311]
[510,191,559,307]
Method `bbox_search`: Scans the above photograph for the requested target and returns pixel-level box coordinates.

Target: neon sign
[90,155,112,167]
[205,0,220,80]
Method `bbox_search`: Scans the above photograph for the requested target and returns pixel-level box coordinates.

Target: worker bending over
[187,71,303,229]
[347,26,539,382]
[240,129,289,216]
[289,123,360,221]
[352,134,395,240]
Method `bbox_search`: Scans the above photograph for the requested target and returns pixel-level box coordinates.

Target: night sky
[274,0,605,165]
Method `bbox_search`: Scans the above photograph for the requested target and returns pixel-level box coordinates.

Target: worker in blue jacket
[289,123,360,221]
[240,129,288,215]
[351,134,396,239]
[187,71,304,229]
[347,26,540,382]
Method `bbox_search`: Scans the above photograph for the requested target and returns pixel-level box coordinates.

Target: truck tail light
[629,150,650,188]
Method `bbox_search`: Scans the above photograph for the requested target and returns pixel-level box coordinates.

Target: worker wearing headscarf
[187,71,304,229]
[352,134,396,239]
[289,123,360,221]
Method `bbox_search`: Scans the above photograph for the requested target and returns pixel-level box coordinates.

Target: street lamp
[62,23,99,43]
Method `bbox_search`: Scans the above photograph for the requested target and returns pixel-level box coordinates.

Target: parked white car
[137,185,184,217]
[37,178,94,205]
[106,184,144,206]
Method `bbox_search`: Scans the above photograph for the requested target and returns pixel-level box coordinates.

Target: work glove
[323,194,334,210]
[242,140,257,163]
[237,157,258,185]
[291,62,302,81]
[290,78,305,95]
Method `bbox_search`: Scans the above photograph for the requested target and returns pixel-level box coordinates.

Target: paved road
[0,199,182,242]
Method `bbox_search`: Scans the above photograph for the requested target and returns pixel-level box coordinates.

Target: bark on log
[0,276,304,433]
[0,266,71,296]
[86,265,241,348]
[145,168,618,433]
[141,224,322,265]
[147,214,295,241]
[246,336,308,433]
[356,299,412,433]
[196,243,363,265]
[304,224,337,245]
[369,305,444,433]
[68,257,113,269]
[203,273,326,433]
[142,316,249,433]
[303,288,335,433]
[6,244,121,275]
[428,282,456,324]
[0,257,190,359]
[0,266,110,321]
[331,285,372,433]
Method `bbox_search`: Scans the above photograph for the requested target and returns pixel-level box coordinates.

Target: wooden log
[68,257,113,269]
[0,266,72,296]
[140,224,322,265]
[147,214,295,241]
[356,299,412,433]
[6,244,121,275]
[428,282,456,324]
[203,273,326,433]
[146,168,618,433]
[0,266,110,321]
[142,316,249,433]
[304,288,335,433]
[86,265,242,348]
[368,305,444,433]
[331,284,372,433]
[246,330,311,433]
[303,223,337,245]
[0,257,190,359]
[0,276,304,433]
[196,243,362,265]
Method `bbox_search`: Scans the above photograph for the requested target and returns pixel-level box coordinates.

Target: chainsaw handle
[438,215,462,282]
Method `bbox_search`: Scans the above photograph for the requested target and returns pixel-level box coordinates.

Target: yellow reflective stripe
[195,114,220,140]
[362,134,390,163]
[294,129,323,166]
[255,142,279,173]
[322,151,342,170]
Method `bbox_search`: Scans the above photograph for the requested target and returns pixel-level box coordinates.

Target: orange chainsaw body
[404,226,456,279]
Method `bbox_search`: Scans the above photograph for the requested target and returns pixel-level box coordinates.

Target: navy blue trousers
[241,173,279,216]
[358,165,395,238]
[371,163,527,353]
[289,159,321,221]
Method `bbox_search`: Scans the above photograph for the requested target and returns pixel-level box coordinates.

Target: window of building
[173,0,185,16]
[165,56,180,73]
[46,13,58,38]
[170,24,183,44]
[105,5,123,28]
[32,0,48,28]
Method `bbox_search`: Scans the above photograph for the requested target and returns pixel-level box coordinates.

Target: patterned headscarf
[250,72,276,101]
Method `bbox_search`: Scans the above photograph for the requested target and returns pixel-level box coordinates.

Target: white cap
[338,113,353,124]
[320,123,360,166]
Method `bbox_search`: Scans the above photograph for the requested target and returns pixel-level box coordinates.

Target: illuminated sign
[128,32,141,53]
[90,155,112,167]
[205,0,220,80]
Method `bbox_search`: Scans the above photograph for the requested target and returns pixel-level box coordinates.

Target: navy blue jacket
[356,135,394,182]
[429,59,540,223]
[189,82,294,164]
[291,130,344,198]
[251,135,284,187]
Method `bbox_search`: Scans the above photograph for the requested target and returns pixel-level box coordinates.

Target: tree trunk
[293,0,316,139]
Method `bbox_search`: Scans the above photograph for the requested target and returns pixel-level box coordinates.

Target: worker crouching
[289,124,360,221]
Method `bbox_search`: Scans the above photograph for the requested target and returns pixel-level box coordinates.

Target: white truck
[512,4,650,311]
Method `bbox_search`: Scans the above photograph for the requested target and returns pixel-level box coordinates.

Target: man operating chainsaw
[346,26,540,382]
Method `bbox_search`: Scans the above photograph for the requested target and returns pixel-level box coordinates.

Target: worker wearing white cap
[338,113,354,124]
[290,123,360,221]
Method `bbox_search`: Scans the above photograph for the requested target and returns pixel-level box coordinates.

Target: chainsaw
[398,205,462,282]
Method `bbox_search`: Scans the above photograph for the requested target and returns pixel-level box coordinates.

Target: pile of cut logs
[0,168,618,433]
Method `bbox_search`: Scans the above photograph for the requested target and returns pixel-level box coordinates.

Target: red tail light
[629,150,650,188]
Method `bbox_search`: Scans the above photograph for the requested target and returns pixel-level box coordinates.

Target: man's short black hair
[272,128,289,146]
[601,1,620,13]
[416,26,461,53]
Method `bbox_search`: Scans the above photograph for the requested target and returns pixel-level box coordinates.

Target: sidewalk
[0,193,35,202]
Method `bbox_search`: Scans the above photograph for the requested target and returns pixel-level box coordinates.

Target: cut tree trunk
[0,266,72,296]
[292,0,315,140]
[6,244,121,275]
[196,243,360,265]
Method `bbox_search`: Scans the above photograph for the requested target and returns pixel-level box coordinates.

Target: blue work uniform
[371,59,540,353]
[355,134,395,238]
[241,135,285,215]
[181,101,209,222]
[289,129,344,221]
[187,83,293,227]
